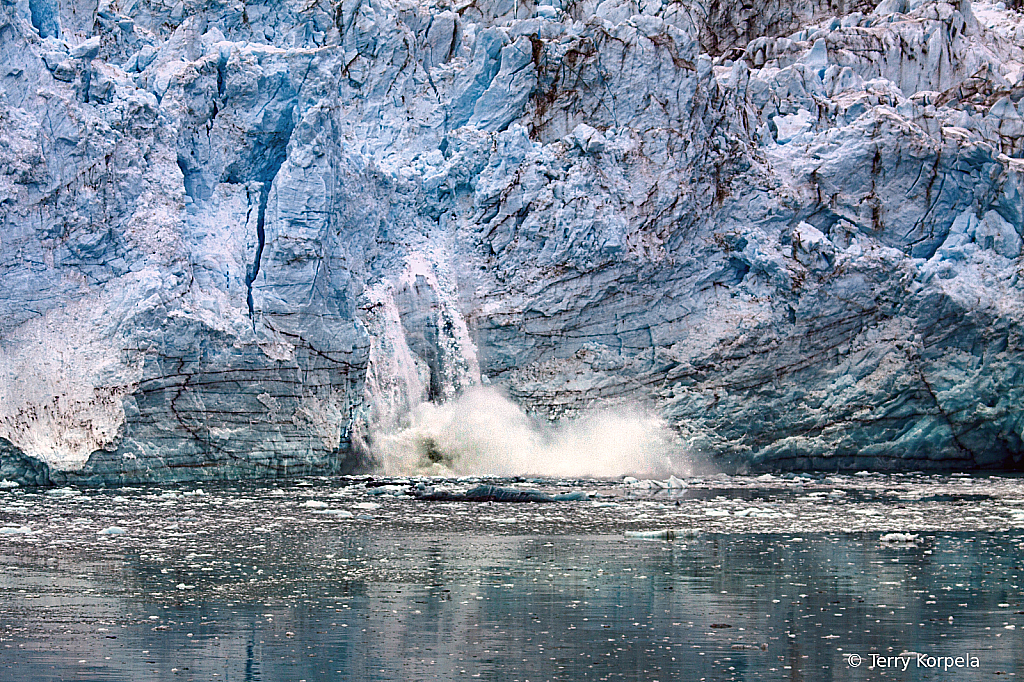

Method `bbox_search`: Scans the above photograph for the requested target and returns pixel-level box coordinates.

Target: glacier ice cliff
[1,0,1024,483]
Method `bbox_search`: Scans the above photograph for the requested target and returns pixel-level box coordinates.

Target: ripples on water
[2,473,1024,681]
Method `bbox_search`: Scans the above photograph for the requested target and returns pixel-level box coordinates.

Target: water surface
[2,473,1023,680]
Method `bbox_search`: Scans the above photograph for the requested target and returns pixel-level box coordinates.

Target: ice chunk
[300,500,329,509]
[0,525,33,534]
[366,485,408,496]
[624,479,662,489]
[0,480,19,488]
[879,532,920,543]
[97,526,126,535]
[414,485,560,502]
[625,528,700,540]
[45,487,81,497]
[774,109,815,144]
[552,491,590,501]
[734,507,764,517]
[70,37,101,60]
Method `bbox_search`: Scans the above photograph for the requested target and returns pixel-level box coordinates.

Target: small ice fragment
[0,525,33,535]
[176,583,194,590]
[352,502,380,510]
[879,532,920,544]
[705,509,730,517]
[301,501,329,509]
[312,509,354,517]
[98,526,127,535]
[665,475,687,489]
[0,480,19,488]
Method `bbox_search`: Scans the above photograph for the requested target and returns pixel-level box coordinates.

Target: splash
[371,386,688,478]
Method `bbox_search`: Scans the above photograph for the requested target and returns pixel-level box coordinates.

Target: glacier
[1,0,1023,484]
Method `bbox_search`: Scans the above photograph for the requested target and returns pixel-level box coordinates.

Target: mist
[370,386,688,478]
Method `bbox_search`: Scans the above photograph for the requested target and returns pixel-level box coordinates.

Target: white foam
[371,386,687,478]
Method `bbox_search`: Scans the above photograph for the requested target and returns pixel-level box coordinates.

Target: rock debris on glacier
[0,0,1023,482]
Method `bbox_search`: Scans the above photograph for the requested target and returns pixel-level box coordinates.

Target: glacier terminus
[1,0,1024,483]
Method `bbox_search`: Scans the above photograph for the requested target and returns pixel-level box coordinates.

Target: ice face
[1,0,1024,483]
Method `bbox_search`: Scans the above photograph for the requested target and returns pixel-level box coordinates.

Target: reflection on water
[3,528,1024,681]
[3,474,1024,680]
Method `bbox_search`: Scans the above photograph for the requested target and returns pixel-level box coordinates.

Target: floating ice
[46,487,81,498]
[734,507,777,518]
[624,478,662,489]
[625,528,700,541]
[300,501,329,509]
[97,526,127,535]
[879,532,921,544]
[414,484,566,503]
[553,491,590,501]
[366,485,408,496]
[0,525,33,534]
[0,480,18,488]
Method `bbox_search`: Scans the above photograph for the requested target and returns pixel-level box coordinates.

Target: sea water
[1,474,1023,681]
